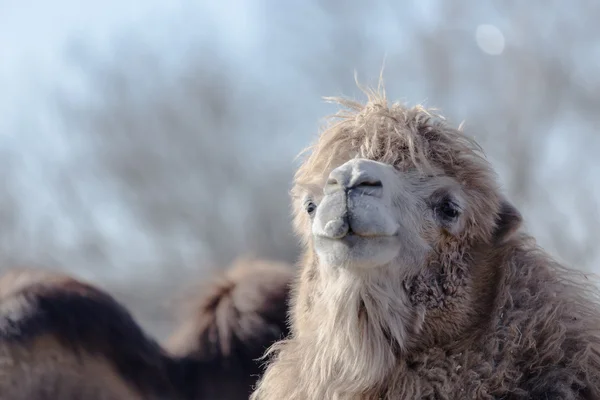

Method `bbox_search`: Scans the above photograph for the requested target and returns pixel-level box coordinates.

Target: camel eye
[305,201,317,215]
[436,198,460,221]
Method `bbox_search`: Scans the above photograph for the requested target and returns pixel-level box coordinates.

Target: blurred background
[1,0,599,340]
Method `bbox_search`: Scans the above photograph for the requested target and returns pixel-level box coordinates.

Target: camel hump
[0,268,176,400]
[167,257,294,362]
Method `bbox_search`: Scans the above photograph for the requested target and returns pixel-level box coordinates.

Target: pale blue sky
[0,0,597,278]
[0,0,302,279]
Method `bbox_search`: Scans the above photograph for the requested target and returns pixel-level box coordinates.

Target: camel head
[292,91,524,319]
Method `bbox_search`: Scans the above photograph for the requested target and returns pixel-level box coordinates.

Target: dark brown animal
[0,268,178,399]
[0,259,293,399]
[251,87,600,400]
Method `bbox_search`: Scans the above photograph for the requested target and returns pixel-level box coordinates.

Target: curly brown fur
[166,257,294,400]
[251,85,600,400]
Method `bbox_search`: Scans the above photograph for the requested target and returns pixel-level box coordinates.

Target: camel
[0,257,293,399]
[0,268,174,400]
[166,257,293,400]
[250,87,600,400]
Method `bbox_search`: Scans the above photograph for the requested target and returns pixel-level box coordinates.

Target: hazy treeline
[1,0,599,338]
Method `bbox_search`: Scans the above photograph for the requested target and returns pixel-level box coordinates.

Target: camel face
[313,158,412,270]
[290,96,506,280]
[310,157,469,272]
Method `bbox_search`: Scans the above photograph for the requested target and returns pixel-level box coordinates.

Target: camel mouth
[346,230,398,239]
[316,228,398,243]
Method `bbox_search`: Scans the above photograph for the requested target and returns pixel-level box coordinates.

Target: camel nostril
[358,180,382,188]
[325,166,383,194]
[346,176,383,198]
[323,218,349,239]
[326,178,339,187]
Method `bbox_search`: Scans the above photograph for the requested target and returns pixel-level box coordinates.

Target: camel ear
[493,199,522,243]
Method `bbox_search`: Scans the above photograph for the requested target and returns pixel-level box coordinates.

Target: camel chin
[313,234,400,270]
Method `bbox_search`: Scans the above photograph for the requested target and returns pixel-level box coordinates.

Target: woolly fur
[251,85,600,400]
